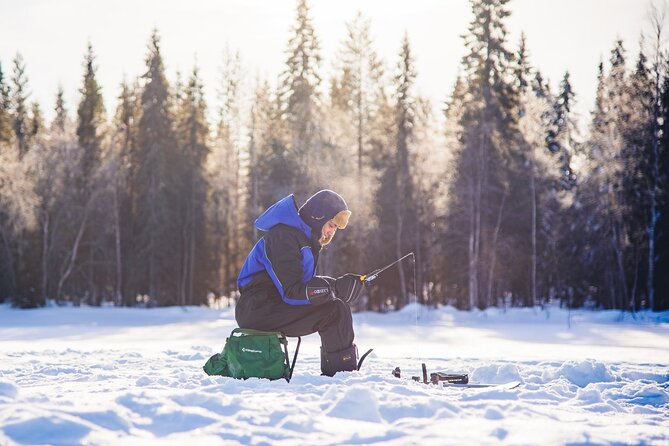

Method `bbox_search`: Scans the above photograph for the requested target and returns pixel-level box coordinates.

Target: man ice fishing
[235,190,367,376]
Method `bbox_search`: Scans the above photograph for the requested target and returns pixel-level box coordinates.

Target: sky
[0,0,656,131]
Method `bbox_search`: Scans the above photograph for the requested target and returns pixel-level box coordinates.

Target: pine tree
[210,48,246,297]
[647,5,667,311]
[112,78,140,306]
[132,29,180,304]
[394,33,417,307]
[29,94,74,305]
[623,45,655,310]
[577,41,632,310]
[249,78,297,210]
[77,42,105,190]
[515,33,532,96]
[515,44,577,309]
[0,61,12,145]
[246,77,273,240]
[371,33,420,309]
[656,56,669,310]
[515,36,539,308]
[329,11,389,286]
[443,0,521,309]
[52,85,68,133]
[0,141,38,304]
[175,65,210,305]
[11,54,30,155]
[279,0,323,197]
[331,11,386,179]
[29,102,43,140]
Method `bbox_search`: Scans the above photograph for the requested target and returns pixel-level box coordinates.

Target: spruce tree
[655,58,669,310]
[175,66,210,305]
[331,11,386,179]
[552,72,578,190]
[211,48,245,297]
[279,0,323,198]
[77,42,105,190]
[29,102,43,140]
[443,0,521,309]
[624,46,655,310]
[371,33,421,309]
[11,54,30,156]
[249,78,297,210]
[568,61,608,308]
[329,11,388,288]
[112,78,140,306]
[52,85,68,133]
[133,29,180,304]
[577,41,631,309]
[0,61,12,145]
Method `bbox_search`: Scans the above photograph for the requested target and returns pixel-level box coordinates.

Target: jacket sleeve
[263,228,334,305]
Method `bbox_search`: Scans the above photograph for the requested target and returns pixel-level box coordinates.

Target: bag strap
[278,335,301,383]
[289,336,301,381]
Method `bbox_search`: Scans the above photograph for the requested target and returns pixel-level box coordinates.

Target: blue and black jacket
[237,195,334,305]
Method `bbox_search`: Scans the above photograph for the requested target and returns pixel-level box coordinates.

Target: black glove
[335,273,364,303]
[306,276,335,305]
[321,276,336,288]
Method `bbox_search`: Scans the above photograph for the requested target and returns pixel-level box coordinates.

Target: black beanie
[298,190,351,234]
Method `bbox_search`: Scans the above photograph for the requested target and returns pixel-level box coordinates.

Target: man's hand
[335,273,364,303]
[306,276,335,305]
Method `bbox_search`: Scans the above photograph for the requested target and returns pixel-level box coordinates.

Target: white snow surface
[0,303,668,445]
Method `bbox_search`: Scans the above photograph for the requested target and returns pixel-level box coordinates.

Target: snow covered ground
[0,303,667,445]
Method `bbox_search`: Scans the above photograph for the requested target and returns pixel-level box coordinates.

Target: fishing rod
[360,252,415,286]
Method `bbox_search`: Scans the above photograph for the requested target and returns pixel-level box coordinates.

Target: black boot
[321,344,358,377]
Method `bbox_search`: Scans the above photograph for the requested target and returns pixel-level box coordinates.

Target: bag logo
[242,347,263,354]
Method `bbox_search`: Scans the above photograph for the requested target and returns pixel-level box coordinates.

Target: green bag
[203,328,301,382]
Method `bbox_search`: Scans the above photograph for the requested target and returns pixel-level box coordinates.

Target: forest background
[1,0,668,312]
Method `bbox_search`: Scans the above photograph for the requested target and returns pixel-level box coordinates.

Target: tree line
[0,0,667,311]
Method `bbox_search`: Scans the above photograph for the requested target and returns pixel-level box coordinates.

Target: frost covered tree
[174,66,211,305]
[209,48,247,298]
[327,11,390,288]
[551,71,579,190]
[573,40,656,310]
[330,11,386,182]
[656,57,669,310]
[108,78,139,306]
[0,61,12,145]
[77,43,105,191]
[0,143,38,303]
[72,43,107,304]
[443,0,521,309]
[645,3,667,311]
[132,29,181,304]
[11,54,30,156]
[372,33,419,310]
[279,0,324,198]
[51,85,68,133]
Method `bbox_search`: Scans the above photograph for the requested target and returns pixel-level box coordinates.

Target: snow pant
[235,287,356,375]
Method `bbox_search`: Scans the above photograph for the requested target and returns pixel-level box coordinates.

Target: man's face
[319,220,338,246]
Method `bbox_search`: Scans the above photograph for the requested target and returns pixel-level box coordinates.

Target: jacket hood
[255,195,313,238]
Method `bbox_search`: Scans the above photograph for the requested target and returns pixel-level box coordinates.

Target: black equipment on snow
[393,363,519,389]
[398,363,469,385]
[360,252,415,286]
[431,372,469,385]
